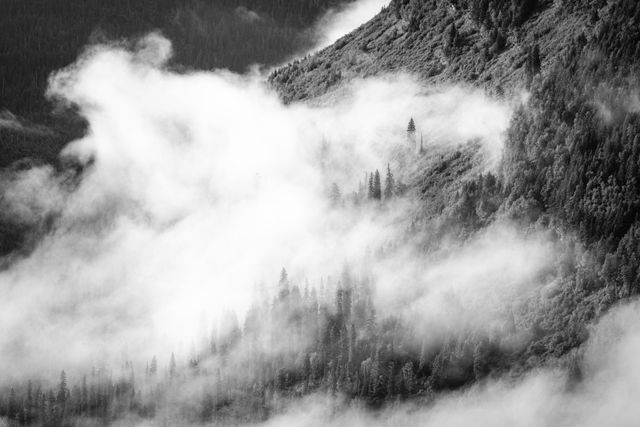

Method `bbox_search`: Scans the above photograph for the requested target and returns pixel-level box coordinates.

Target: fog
[1,1,638,426]
[256,298,640,427]
[0,31,522,382]
[313,0,391,50]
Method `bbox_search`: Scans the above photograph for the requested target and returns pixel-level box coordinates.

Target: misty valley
[3,0,640,426]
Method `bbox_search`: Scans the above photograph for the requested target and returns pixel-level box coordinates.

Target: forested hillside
[270,0,640,405]
[2,0,640,425]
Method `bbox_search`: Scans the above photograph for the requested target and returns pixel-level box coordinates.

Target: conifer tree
[384,164,394,200]
[407,118,416,133]
[368,172,375,199]
[373,170,382,200]
[407,118,417,149]
[329,183,341,206]
[57,371,67,405]
[150,356,157,375]
[169,353,177,379]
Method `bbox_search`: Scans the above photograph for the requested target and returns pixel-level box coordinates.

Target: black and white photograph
[1,0,640,425]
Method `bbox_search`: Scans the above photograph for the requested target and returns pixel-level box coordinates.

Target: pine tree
[373,170,382,200]
[526,43,541,85]
[329,183,341,206]
[368,172,375,199]
[150,356,157,375]
[169,353,177,379]
[384,164,394,200]
[446,22,459,53]
[278,268,290,301]
[57,371,67,405]
[407,118,417,149]
[407,118,416,133]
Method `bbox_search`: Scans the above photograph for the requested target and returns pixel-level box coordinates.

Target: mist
[254,297,640,427]
[0,31,521,383]
[313,0,390,50]
[0,9,626,427]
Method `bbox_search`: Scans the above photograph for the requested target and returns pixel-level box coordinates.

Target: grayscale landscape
[1,0,640,425]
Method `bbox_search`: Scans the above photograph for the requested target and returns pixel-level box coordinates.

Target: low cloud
[313,0,391,51]
[0,110,53,135]
[235,6,263,23]
[253,298,640,427]
[0,34,515,382]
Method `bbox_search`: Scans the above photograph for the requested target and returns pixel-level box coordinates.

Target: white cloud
[313,0,391,51]
[0,34,515,381]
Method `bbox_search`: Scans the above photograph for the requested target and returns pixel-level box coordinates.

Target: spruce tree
[329,183,341,206]
[384,164,394,200]
[368,172,375,199]
[150,356,157,375]
[407,118,416,133]
[57,371,67,405]
[373,170,382,200]
[169,353,177,379]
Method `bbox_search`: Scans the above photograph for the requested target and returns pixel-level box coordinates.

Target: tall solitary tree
[407,118,417,149]
[407,118,416,134]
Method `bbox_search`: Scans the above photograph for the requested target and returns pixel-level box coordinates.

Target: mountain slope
[273,0,640,373]
[271,0,598,101]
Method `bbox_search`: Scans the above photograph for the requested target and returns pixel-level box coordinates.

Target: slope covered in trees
[270,0,640,405]
[3,0,640,424]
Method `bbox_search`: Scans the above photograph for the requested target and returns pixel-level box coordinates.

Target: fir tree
[57,370,67,405]
[169,353,177,379]
[407,118,416,133]
[150,356,157,375]
[329,183,341,206]
[368,172,375,199]
[373,170,382,200]
[384,164,394,200]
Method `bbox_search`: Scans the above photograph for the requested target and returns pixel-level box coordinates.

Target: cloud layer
[0,34,516,381]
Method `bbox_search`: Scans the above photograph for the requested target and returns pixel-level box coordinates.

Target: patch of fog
[0,33,516,381]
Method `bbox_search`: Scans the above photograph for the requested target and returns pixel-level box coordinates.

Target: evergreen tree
[407,118,416,133]
[150,356,157,375]
[368,172,375,199]
[329,183,341,207]
[373,170,382,200]
[57,370,67,405]
[384,164,394,200]
[278,267,290,300]
[407,118,417,149]
[169,353,177,379]
[525,43,541,84]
